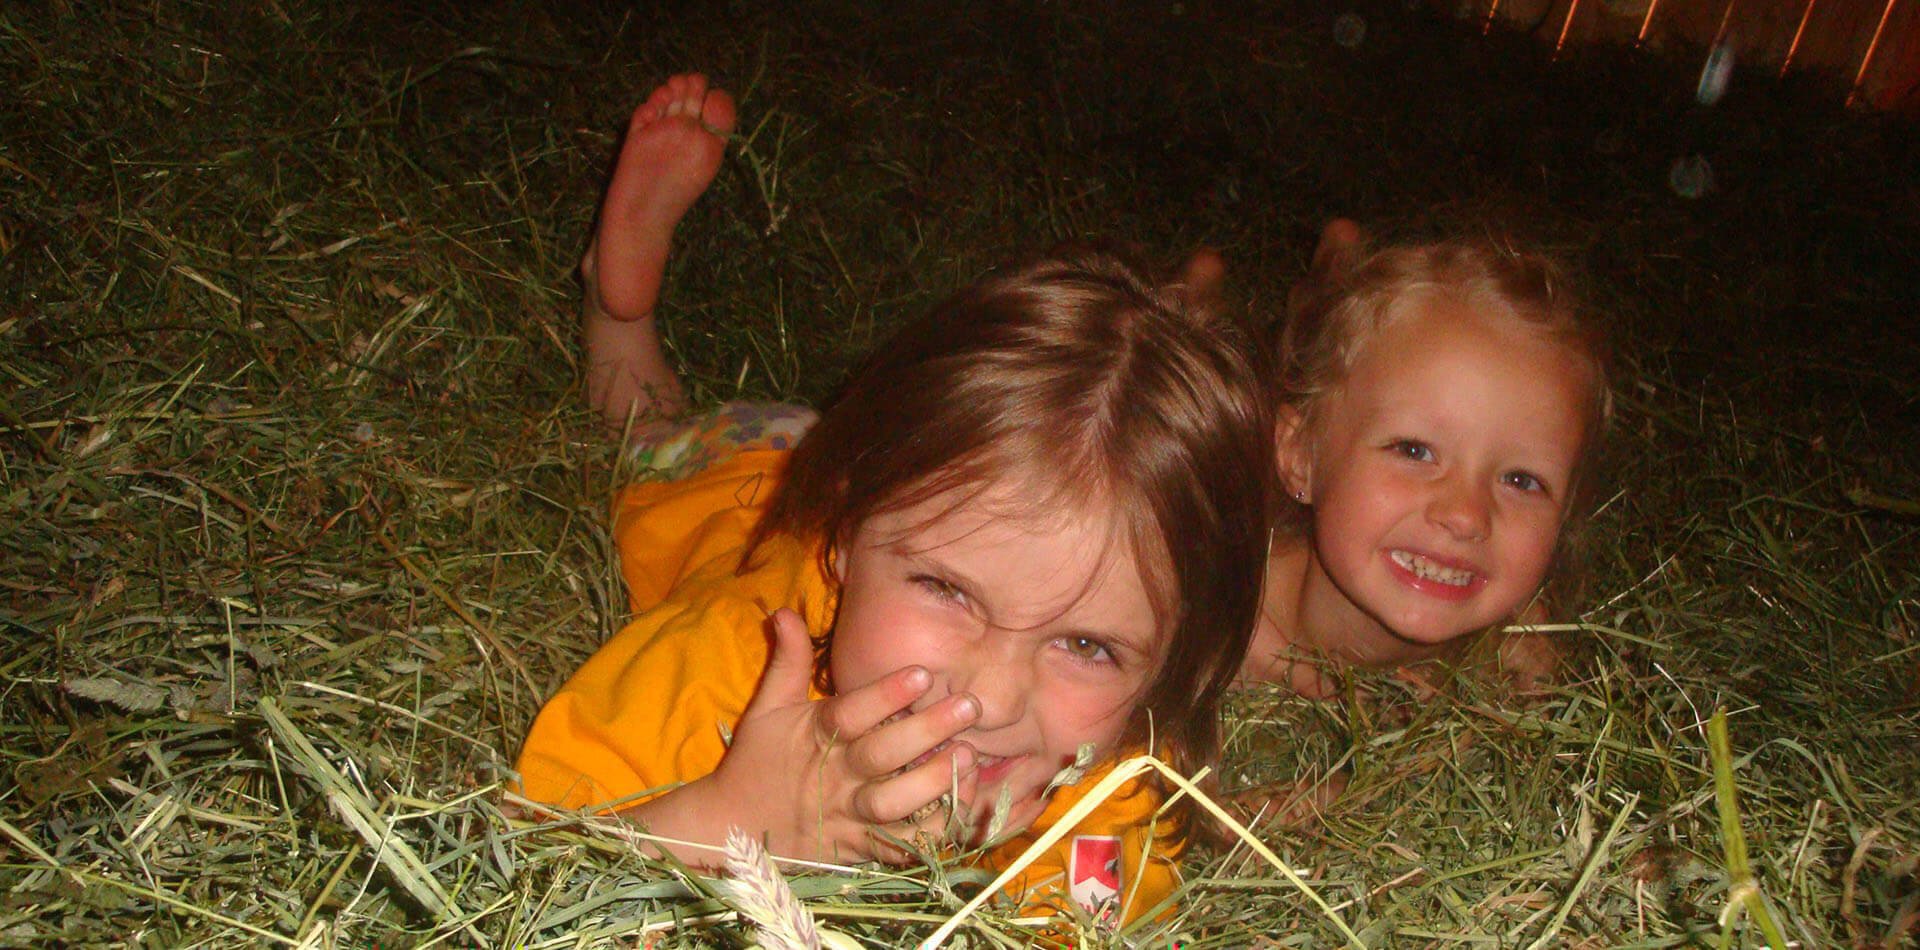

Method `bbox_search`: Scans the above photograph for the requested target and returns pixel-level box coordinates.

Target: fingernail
[953,694,979,721]
[953,746,975,770]
[903,667,930,690]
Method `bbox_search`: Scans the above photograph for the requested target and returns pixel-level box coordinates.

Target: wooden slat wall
[1440,0,1919,112]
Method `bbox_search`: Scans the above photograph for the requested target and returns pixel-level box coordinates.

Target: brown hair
[751,242,1272,822]
[1274,238,1614,608]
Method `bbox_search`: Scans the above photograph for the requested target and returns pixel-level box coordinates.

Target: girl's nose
[1428,477,1492,541]
[945,638,1031,732]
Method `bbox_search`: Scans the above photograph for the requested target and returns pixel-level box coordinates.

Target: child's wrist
[622,776,734,868]
[674,774,738,855]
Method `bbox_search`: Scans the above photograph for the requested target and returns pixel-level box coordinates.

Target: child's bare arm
[621,609,981,866]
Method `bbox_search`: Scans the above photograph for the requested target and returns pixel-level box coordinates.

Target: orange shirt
[515,448,1180,923]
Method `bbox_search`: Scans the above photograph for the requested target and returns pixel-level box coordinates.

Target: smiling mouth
[1390,549,1477,587]
[974,753,1018,784]
[906,740,1011,776]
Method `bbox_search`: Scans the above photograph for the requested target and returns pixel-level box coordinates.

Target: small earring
[1292,489,1308,503]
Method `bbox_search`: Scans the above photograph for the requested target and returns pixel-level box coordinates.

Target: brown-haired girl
[1239,223,1613,696]
[515,74,1271,925]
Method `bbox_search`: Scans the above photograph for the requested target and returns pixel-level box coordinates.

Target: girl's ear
[1275,406,1314,503]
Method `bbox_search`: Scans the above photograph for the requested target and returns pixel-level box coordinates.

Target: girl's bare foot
[1287,217,1366,315]
[1176,246,1227,312]
[584,73,738,431]
[1311,218,1365,277]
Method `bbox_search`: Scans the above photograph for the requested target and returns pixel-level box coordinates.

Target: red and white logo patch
[1068,835,1123,916]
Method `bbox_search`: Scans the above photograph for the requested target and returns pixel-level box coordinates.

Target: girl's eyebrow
[934,562,988,606]
[894,542,1159,648]
[897,547,987,602]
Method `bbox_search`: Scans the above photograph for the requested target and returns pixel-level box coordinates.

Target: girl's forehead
[1345,295,1593,391]
[867,470,1178,634]
[1332,302,1597,456]
[876,471,1118,558]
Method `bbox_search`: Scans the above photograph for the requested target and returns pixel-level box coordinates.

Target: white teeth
[1391,550,1474,586]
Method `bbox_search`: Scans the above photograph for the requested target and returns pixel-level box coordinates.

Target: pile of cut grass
[3,0,1914,945]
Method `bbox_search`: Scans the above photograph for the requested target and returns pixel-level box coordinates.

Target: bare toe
[639,82,676,124]
[665,72,706,117]
[701,86,737,136]
[680,72,708,105]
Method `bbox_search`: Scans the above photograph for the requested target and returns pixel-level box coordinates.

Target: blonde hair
[1274,239,1613,604]
[753,242,1273,824]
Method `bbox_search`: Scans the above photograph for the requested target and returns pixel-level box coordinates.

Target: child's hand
[674,608,982,864]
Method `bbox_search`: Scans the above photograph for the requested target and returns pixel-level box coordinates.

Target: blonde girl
[1240,224,1612,696]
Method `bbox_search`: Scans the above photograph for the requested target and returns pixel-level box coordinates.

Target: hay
[3,0,1915,946]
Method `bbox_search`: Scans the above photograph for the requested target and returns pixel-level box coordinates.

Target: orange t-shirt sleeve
[610,449,791,613]
[514,449,833,811]
[515,590,776,809]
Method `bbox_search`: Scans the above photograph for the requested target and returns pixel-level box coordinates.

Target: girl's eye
[1502,470,1548,495]
[1387,439,1434,463]
[912,574,965,604]
[1057,636,1115,664]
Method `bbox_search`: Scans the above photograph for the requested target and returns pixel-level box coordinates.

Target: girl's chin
[1364,598,1486,649]
[1385,622,1472,648]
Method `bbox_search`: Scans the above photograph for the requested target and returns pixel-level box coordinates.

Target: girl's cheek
[1063,686,1140,741]
[1522,517,1565,571]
